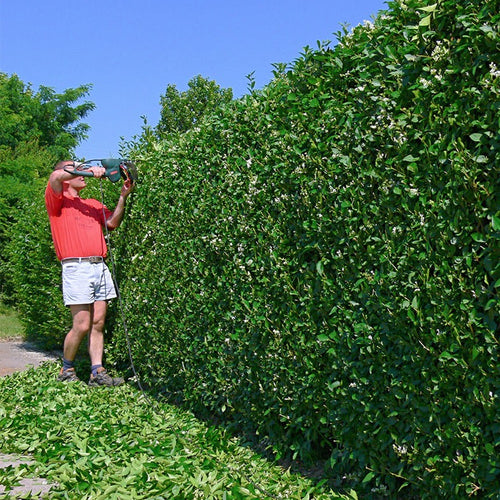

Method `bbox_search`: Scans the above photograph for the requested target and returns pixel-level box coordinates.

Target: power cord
[98,180,149,401]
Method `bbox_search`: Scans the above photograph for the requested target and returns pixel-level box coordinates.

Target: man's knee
[92,302,108,332]
[70,306,93,336]
[71,320,91,338]
[92,316,106,333]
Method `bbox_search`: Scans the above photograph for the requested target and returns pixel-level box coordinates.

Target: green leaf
[316,260,325,275]
[362,471,375,483]
[403,155,419,162]
[419,15,432,27]
[418,3,437,12]
[469,133,483,142]
[411,296,419,310]
[471,233,486,243]
[474,155,489,163]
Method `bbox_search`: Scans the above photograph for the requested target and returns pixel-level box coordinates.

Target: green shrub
[108,0,499,497]
[0,142,56,302]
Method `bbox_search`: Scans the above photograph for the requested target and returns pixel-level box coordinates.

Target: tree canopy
[156,75,233,138]
[0,72,95,159]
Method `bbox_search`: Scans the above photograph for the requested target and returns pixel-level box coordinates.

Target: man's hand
[88,166,106,178]
[121,179,135,198]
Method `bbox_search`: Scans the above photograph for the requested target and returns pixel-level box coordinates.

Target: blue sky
[0,0,388,159]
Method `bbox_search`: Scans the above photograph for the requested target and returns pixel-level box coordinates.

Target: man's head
[54,160,87,192]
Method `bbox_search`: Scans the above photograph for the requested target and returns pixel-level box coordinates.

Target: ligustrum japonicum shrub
[7,0,498,497]
[110,1,499,497]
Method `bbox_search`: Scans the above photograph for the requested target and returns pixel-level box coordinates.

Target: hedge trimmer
[64,158,139,184]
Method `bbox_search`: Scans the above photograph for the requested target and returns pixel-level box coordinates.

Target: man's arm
[48,164,78,194]
[106,180,135,230]
[49,162,106,194]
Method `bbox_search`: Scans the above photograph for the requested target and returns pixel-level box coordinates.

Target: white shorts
[62,260,117,306]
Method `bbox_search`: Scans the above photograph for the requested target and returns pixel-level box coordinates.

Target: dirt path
[0,339,60,376]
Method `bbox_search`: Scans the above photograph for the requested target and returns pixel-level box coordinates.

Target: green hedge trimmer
[64,159,139,184]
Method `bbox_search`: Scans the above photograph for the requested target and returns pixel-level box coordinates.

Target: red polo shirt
[45,183,113,261]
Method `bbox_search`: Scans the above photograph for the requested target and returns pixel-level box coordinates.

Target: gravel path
[0,454,57,497]
[0,339,60,376]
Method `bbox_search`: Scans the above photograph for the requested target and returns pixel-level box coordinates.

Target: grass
[0,364,357,499]
[0,302,24,341]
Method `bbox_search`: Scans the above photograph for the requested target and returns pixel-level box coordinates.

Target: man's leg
[87,301,124,386]
[58,304,92,382]
[88,300,107,367]
[64,304,92,362]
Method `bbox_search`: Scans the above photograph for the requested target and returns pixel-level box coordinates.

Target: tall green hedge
[105,0,499,497]
[6,0,498,497]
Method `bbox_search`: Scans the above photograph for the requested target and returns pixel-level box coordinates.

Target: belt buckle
[89,256,101,264]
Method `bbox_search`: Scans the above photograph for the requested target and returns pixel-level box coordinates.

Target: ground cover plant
[0,364,352,499]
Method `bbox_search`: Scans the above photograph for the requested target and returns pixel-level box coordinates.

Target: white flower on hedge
[431,40,448,61]
[490,62,500,78]
[419,77,432,89]
[393,443,408,455]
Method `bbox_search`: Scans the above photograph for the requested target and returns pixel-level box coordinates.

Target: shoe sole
[88,379,125,387]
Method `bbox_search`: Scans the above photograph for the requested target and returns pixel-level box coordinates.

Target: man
[45,160,134,386]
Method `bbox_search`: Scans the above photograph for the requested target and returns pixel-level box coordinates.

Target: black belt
[61,256,104,264]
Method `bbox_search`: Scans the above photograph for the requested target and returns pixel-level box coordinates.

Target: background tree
[156,75,233,138]
[0,72,95,159]
[0,72,95,303]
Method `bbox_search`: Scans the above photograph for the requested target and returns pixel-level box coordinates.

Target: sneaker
[88,367,125,387]
[58,367,80,382]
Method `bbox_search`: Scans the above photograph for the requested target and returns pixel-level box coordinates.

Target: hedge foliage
[105,0,500,496]
[5,0,499,498]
